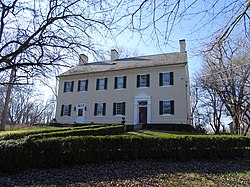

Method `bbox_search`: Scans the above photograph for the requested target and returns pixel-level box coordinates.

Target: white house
[55,39,191,125]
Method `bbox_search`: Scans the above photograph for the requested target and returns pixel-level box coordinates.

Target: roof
[59,52,187,77]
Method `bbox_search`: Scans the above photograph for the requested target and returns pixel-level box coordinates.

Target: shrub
[0,134,249,172]
[28,125,125,140]
[142,123,196,132]
[0,124,108,141]
[125,125,134,132]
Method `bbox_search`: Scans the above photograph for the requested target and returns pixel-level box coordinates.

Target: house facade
[55,40,191,125]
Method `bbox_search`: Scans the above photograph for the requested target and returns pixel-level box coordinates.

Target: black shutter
[63,82,67,92]
[137,75,140,87]
[146,74,150,87]
[61,105,64,116]
[170,72,174,85]
[114,77,118,89]
[85,80,88,91]
[159,101,163,115]
[113,103,116,115]
[103,103,106,116]
[170,100,174,115]
[96,79,99,90]
[71,81,74,92]
[104,78,108,90]
[122,102,126,115]
[68,104,72,116]
[159,73,163,86]
[94,103,97,116]
[77,80,81,91]
[123,76,127,88]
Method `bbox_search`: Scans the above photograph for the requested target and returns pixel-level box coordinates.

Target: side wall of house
[55,63,190,125]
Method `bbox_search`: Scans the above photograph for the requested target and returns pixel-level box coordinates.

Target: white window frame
[64,81,74,92]
[160,100,174,116]
[97,103,104,116]
[160,72,173,87]
[94,102,106,116]
[163,101,171,114]
[116,76,124,89]
[162,72,171,86]
[78,79,87,92]
[113,102,125,116]
[61,104,72,116]
[140,74,148,87]
[97,78,107,91]
[116,102,123,115]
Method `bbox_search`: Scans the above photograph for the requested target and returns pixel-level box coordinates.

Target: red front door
[139,107,147,124]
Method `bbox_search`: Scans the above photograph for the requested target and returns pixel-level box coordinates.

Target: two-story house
[55,39,191,125]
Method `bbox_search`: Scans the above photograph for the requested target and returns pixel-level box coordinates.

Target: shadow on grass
[0,157,249,186]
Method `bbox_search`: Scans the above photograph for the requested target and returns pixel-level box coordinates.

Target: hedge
[142,123,196,132]
[28,125,125,140]
[0,124,108,141]
[0,134,249,172]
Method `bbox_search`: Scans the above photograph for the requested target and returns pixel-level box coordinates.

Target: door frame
[134,94,151,125]
[75,103,86,124]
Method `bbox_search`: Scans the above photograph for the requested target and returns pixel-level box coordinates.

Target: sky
[43,0,247,102]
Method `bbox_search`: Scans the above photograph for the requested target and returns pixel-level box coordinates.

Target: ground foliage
[0,157,249,186]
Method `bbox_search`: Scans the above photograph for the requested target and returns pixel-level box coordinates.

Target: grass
[0,125,249,186]
[0,126,67,137]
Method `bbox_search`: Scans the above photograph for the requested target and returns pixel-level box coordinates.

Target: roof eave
[58,61,188,78]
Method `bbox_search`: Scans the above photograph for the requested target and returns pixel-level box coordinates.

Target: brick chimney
[179,39,186,53]
[79,54,88,65]
[111,49,119,61]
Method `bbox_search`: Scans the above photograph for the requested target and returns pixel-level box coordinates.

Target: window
[63,81,74,92]
[96,78,108,90]
[114,76,126,89]
[60,104,72,116]
[137,74,150,88]
[94,103,106,116]
[78,80,88,91]
[159,72,174,86]
[159,100,174,115]
[113,102,126,115]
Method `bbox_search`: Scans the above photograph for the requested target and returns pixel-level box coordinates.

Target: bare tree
[2,84,55,125]
[201,37,250,135]
[196,75,225,134]
[118,0,250,46]
[0,0,122,130]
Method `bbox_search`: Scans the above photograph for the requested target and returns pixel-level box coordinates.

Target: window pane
[163,73,170,86]
[98,79,105,90]
[65,82,72,92]
[78,80,86,91]
[96,103,104,115]
[140,75,147,87]
[163,101,171,114]
[116,103,123,115]
[63,105,70,115]
[117,77,124,89]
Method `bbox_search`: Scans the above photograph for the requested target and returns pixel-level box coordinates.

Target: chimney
[179,39,186,53]
[79,54,88,65]
[111,49,119,61]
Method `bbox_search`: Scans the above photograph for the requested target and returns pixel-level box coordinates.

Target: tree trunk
[0,69,15,131]
[232,115,241,135]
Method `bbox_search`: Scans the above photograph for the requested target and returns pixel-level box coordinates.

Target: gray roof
[59,52,187,77]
